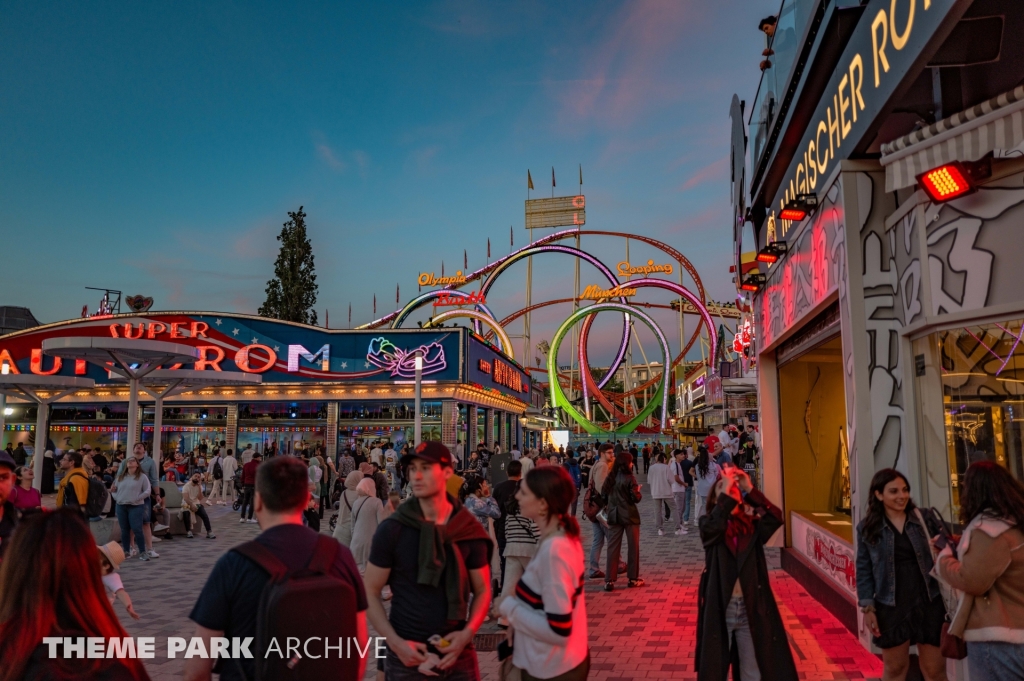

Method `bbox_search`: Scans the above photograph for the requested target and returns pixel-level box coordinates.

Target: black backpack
[212,458,224,480]
[65,472,110,517]
[233,535,360,681]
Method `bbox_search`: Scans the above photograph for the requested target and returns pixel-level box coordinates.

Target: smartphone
[933,533,949,551]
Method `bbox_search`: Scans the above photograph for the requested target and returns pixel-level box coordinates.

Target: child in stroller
[231,469,244,511]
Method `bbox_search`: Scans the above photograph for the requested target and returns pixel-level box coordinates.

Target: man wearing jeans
[587,443,615,579]
[670,448,692,535]
[238,453,261,523]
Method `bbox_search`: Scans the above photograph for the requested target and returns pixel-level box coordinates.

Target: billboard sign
[0,313,463,385]
[525,195,585,229]
[466,335,531,401]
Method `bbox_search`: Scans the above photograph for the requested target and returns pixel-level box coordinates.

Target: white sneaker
[216,501,225,505]
[674,528,685,536]
[204,500,213,506]
[187,531,194,538]
[658,529,665,536]
[681,527,689,534]
[147,550,160,558]
[153,524,170,533]
[247,519,258,524]
[239,517,247,523]
[129,546,138,557]
[150,536,162,542]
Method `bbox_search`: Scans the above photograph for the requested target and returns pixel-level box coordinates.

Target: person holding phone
[855,469,947,681]
[696,466,796,680]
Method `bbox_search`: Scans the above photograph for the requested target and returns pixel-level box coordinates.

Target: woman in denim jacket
[855,469,947,681]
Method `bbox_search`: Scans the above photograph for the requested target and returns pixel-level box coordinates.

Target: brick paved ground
[75,470,883,680]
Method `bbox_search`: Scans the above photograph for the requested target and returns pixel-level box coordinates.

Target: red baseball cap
[401,441,454,468]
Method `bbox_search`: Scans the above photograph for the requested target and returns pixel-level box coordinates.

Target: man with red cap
[364,441,493,680]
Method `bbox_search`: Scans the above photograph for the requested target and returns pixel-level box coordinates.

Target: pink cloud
[680,157,728,191]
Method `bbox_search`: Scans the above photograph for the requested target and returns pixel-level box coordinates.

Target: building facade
[734,0,1024,670]
[0,312,531,458]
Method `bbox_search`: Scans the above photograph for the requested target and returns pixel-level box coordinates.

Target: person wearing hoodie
[935,461,1024,679]
[332,471,364,547]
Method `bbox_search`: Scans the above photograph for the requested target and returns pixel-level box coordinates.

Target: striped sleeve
[541,538,582,637]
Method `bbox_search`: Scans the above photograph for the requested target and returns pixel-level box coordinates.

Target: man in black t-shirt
[185,457,367,681]
[365,441,492,680]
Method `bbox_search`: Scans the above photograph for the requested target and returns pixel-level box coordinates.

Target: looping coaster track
[355,230,716,435]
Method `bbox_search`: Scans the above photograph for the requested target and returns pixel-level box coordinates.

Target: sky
[0,0,778,369]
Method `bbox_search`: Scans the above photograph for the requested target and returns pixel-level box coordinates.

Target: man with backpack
[185,456,367,681]
[57,451,90,510]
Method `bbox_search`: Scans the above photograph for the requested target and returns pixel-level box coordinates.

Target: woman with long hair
[110,455,151,562]
[601,450,643,591]
[855,469,947,681]
[0,509,150,681]
[696,467,796,680]
[693,445,720,520]
[935,462,1024,678]
[499,466,589,681]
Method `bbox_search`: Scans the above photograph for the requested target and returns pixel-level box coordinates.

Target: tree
[259,207,319,325]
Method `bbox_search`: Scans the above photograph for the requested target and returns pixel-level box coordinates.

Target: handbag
[914,508,967,660]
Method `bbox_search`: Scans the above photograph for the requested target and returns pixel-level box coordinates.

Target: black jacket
[604,471,641,525]
[696,489,796,681]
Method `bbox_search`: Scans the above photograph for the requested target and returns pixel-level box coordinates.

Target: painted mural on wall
[858,171,910,472]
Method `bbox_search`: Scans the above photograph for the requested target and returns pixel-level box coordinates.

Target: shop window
[914,320,1024,523]
[777,336,852,543]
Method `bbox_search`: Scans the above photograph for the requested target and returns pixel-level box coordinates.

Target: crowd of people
[2,425,1024,680]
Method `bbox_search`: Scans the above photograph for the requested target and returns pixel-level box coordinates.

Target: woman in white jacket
[332,471,363,547]
[648,453,673,536]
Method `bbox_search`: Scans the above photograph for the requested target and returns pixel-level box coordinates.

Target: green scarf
[392,494,493,621]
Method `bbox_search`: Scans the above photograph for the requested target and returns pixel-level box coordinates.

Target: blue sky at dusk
[1,1,777,367]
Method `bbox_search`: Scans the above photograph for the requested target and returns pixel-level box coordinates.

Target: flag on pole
[579,164,583,186]
[527,170,534,190]
[373,295,376,315]
[464,249,467,270]
[510,225,513,247]
[348,303,351,328]
[396,284,400,304]
[487,238,491,259]
[326,310,329,329]
[552,167,556,187]
[442,261,445,277]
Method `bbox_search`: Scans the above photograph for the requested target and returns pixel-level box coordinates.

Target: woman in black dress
[855,469,947,681]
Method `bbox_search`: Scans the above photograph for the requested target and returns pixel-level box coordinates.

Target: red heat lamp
[740,273,766,292]
[916,157,991,203]
[756,241,788,264]
[779,194,818,222]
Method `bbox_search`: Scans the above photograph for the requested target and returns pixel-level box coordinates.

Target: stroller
[231,470,244,511]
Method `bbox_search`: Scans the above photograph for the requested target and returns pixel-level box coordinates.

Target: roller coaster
[356,229,725,436]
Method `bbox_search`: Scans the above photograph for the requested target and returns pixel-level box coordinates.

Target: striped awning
[881,85,1024,191]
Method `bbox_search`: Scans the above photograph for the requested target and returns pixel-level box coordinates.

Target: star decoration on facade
[215,319,222,326]
[273,346,280,352]
[232,328,239,336]
[364,361,371,368]
[341,362,348,369]
[251,337,258,344]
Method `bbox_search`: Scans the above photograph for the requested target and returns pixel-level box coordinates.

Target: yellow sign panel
[617,260,674,277]
[418,271,468,287]
[580,284,637,301]
[525,195,585,230]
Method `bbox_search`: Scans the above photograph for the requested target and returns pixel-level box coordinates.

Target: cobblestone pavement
[83,471,883,681]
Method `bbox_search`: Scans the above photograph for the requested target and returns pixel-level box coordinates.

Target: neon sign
[478,359,492,374]
[493,358,524,393]
[616,260,674,277]
[366,338,446,378]
[418,271,468,287]
[434,291,486,307]
[579,285,637,300]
